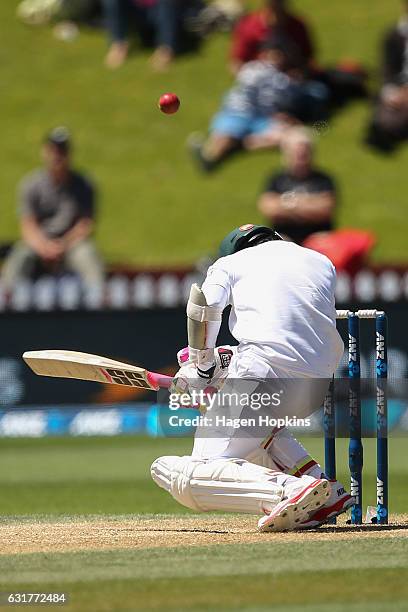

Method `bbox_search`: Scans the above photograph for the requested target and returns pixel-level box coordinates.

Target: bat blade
[23,350,172,390]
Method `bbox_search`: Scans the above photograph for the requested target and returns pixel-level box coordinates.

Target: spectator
[2,128,104,289]
[230,0,368,109]
[230,0,314,74]
[102,0,194,70]
[189,36,327,172]
[257,127,336,244]
[17,0,98,26]
[366,0,408,152]
[187,0,244,37]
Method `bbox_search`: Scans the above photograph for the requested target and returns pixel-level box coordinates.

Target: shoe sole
[299,495,354,529]
[258,479,331,532]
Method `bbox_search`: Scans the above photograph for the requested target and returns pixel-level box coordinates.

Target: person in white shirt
[151,224,352,531]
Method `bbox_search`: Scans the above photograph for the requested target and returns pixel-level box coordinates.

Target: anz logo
[348,334,360,376]
[376,332,385,360]
[376,387,386,418]
[376,332,388,376]
[376,478,385,505]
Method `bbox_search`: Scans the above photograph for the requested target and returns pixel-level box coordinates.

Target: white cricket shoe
[298,480,354,529]
[258,476,331,532]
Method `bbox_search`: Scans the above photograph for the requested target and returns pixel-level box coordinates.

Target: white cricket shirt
[201,240,344,377]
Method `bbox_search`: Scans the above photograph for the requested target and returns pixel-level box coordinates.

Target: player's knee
[150,455,203,511]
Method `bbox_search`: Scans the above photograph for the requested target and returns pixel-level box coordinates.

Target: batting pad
[151,455,285,514]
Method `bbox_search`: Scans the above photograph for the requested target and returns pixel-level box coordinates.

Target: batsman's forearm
[200,282,228,351]
[186,283,226,350]
[186,280,227,371]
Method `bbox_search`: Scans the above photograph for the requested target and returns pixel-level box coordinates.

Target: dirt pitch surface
[1,514,408,555]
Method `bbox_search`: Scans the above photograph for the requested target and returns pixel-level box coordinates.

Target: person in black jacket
[366,1,408,152]
[258,127,336,244]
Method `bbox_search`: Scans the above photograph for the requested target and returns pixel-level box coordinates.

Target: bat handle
[147,371,173,390]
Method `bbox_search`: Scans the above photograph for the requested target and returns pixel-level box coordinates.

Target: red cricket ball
[158,93,180,115]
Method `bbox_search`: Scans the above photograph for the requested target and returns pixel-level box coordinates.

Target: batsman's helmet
[219,224,282,258]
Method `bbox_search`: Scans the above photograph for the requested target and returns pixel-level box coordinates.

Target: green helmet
[219,224,279,258]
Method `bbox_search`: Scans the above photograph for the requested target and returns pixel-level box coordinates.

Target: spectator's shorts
[210,112,275,139]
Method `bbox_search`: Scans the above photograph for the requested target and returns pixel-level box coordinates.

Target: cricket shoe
[258,476,331,532]
[298,480,354,529]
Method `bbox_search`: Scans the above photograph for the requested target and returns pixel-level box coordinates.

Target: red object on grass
[303,229,376,274]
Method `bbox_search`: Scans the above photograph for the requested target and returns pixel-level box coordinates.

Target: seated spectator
[366,0,408,152]
[230,0,367,109]
[187,0,244,37]
[102,0,197,70]
[230,0,314,74]
[257,127,336,244]
[2,128,104,290]
[189,36,328,172]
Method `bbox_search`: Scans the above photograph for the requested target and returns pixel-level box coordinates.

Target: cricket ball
[158,93,180,115]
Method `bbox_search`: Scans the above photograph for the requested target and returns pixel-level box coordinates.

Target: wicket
[323,309,388,525]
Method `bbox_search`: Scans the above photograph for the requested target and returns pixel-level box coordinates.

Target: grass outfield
[0,435,407,610]
[1,435,408,515]
[1,1,408,265]
[1,536,408,611]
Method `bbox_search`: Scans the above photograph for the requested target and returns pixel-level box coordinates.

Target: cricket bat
[23,350,173,390]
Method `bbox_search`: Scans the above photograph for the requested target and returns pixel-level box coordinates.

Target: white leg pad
[151,455,285,514]
[244,447,281,471]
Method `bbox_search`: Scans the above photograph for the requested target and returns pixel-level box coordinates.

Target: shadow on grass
[317,522,408,533]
